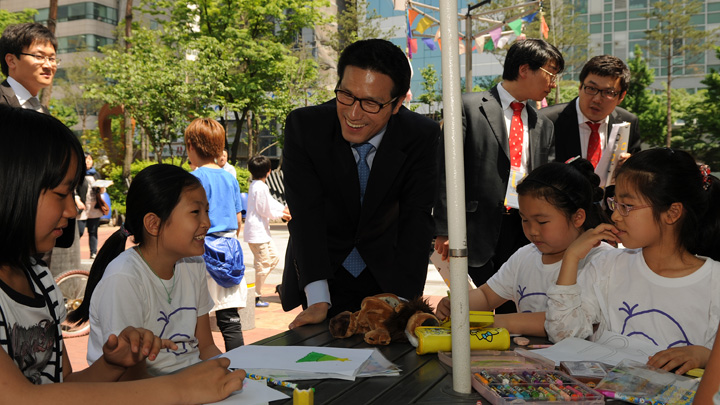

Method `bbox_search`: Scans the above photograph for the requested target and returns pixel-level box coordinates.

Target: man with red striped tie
[540,55,641,187]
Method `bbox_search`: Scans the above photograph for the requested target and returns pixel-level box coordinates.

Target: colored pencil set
[472,369,605,403]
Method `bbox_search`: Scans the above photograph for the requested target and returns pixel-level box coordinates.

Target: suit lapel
[360,121,406,225]
[560,101,582,157]
[484,87,509,160]
[606,108,622,142]
[0,80,22,108]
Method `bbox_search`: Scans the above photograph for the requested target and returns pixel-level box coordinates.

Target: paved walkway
[64,223,447,371]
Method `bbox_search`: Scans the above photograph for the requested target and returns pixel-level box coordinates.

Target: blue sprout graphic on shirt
[156,307,200,355]
[618,302,692,348]
[516,285,548,313]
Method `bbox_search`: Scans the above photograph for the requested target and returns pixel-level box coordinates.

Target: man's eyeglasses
[538,66,558,84]
[582,84,620,99]
[606,197,651,216]
[335,89,397,114]
[18,52,60,66]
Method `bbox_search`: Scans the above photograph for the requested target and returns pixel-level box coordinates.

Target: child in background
[185,118,247,350]
[547,148,720,375]
[0,105,244,403]
[436,158,611,336]
[244,156,291,307]
[71,164,223,377]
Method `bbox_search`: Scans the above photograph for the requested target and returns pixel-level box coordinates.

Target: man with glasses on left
[0,23,59,114]
[0,23,75,251]
[279,38,439,328]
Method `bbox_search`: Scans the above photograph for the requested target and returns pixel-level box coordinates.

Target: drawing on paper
[296,351,350,363]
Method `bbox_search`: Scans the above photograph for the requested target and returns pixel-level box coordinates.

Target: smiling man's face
[7,40,57,96]
[335,66,403,144]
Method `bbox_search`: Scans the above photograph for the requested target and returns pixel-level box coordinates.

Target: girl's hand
[173,358,246,404]
[566,224,620,262]
[647,345,711,375]
[102,327,178,368]
[435,296,451,321]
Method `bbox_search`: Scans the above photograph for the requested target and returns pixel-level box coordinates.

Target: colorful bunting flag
[484,38,494,51]
[475,36,485,53]
[541,15,549,39]
[497,35,510,48]
[394,0,406,11]
[489,26,502,46]
[422,38,437,50]
[522,11,537,23]
[409,38,418,54]
[416,16,433,34]
[508,19,522,36]
[409,9,419,26]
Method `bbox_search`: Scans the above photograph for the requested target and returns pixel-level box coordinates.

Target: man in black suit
[539,55,641,186]
[0,23,58,113]
[1,23,75,253]
[434,39,563,313]
[280,39,439,327]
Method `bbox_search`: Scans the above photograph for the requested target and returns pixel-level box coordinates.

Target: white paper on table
[221,346,374,380]
[530,331,661,367]
[597,121,631,188]
[430,251,476,290]
[208,379,289,405]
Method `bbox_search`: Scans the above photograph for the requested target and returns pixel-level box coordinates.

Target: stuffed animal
[329,293,440,345]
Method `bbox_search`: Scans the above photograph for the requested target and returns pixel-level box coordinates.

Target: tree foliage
[644,0,720,146]
[418,64,441,121]
[0,9,37,38]
[622,45,666,146]
[675,49,720,168]
[87,0,328,165]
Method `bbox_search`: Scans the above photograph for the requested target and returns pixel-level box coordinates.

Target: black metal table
[253,322,538,404]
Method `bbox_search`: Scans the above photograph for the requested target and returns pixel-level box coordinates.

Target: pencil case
[412,326,510,354]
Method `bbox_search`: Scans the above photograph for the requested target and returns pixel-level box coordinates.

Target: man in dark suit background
[0,23,58,113]
[0,23,76,254]
[434,39,564,313]
[280,39,439,327]
[539,55,641,186]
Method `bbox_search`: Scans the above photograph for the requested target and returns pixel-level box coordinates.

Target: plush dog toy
[328,293,440,345]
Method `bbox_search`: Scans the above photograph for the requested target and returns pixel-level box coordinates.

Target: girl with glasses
[435,157,612,336]
[547,148,720,376]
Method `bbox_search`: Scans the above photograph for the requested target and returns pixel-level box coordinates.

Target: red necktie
[509,102,524,168]
[586,121,601,168]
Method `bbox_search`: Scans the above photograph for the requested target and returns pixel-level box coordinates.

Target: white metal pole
[439,0,471,394]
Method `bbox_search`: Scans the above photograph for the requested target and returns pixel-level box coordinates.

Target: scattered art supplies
[595,359,699,405]
[220,346,398,381]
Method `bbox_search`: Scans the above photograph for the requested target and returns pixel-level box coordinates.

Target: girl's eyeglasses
[606,197,651,216]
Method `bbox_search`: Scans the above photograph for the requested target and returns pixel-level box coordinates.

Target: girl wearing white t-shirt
[548,148,720,376]
[436,157,611,336]
[71,164,226,377]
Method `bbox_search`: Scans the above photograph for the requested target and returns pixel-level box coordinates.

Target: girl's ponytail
[698,172,720,261]
[66,226,133,325]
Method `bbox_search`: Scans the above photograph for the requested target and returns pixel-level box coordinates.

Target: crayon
[247,373,299,389]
